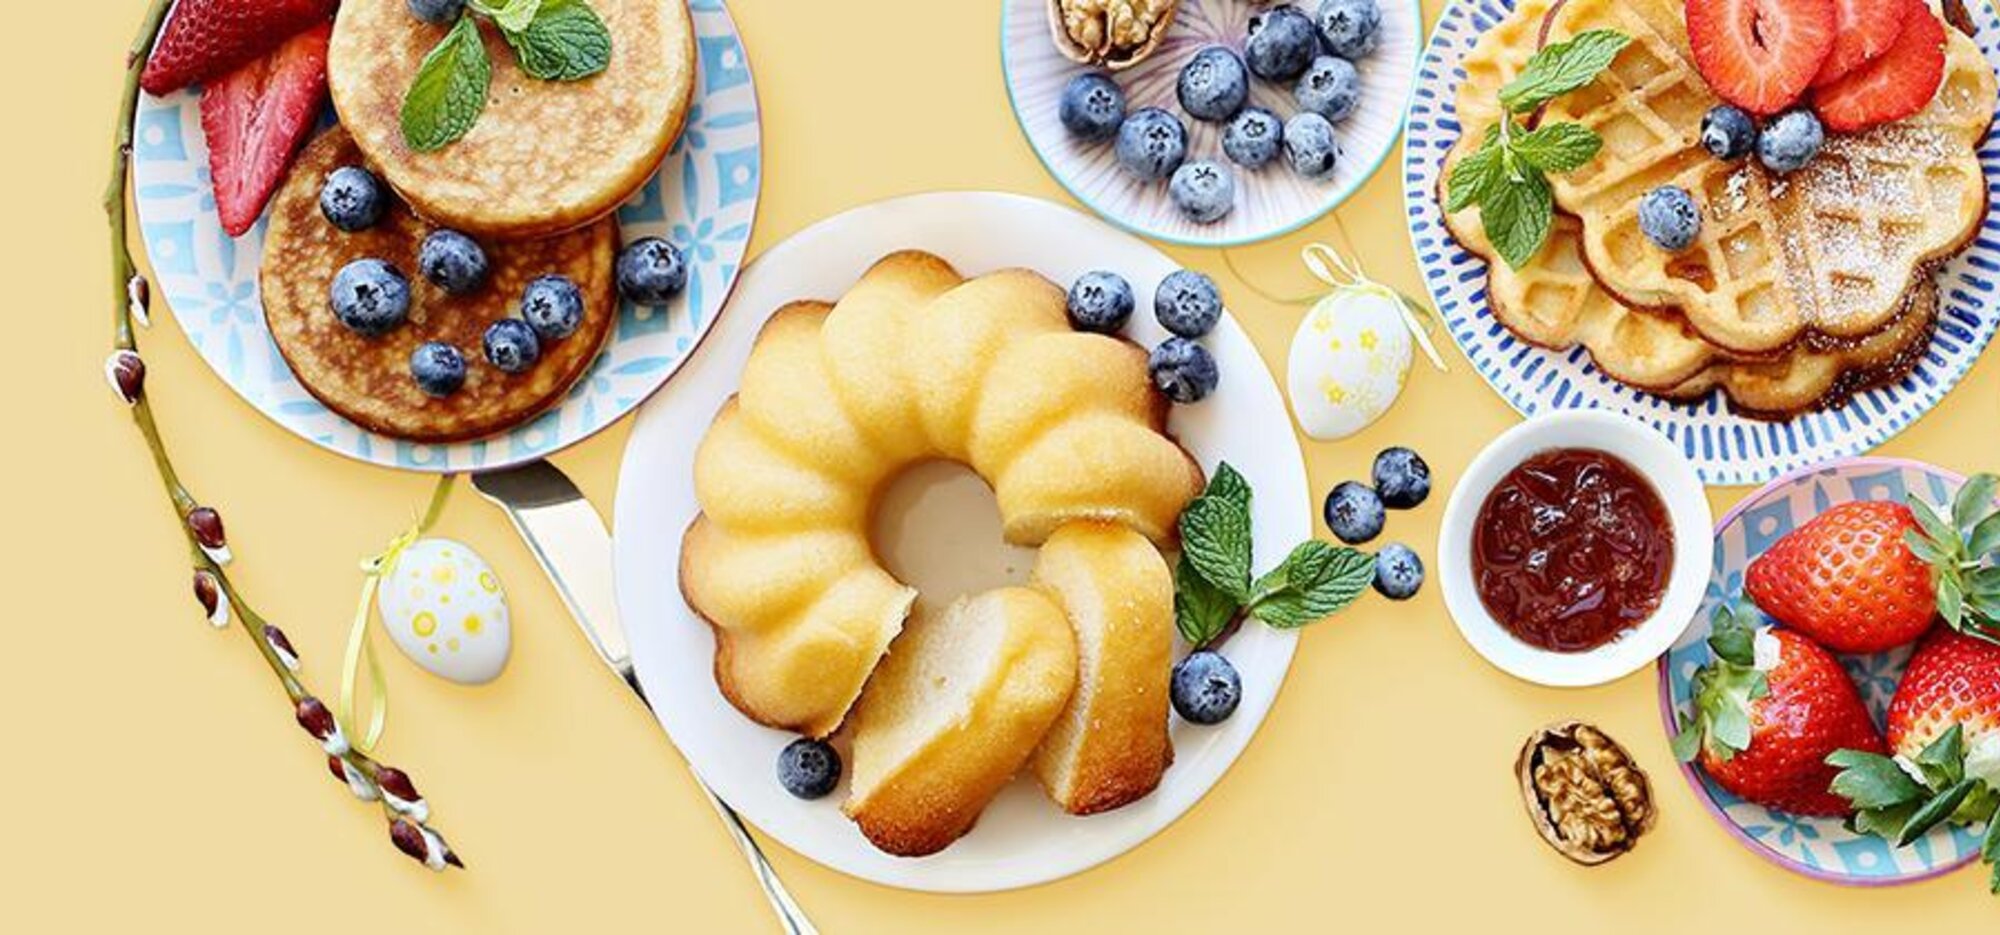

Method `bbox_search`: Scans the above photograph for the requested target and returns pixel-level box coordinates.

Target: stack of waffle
[1441,0,1995,418]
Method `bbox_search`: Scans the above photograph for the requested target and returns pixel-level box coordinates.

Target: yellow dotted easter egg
[378,538,511,685]
[1287,290,1413,441]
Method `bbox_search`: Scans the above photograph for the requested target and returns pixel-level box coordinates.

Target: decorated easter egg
[378,538,511,685]
[1286,289,1413,441]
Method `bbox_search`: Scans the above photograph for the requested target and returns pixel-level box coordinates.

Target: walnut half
[1516,721,1657,865]
[1046,0,1180,71]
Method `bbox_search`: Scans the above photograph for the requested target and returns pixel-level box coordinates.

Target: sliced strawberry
[200,24,330,237]
[140,0,337,96]
[1811,0,1911,87]
[1814,1,1947,132]
[1687,0,1837,115]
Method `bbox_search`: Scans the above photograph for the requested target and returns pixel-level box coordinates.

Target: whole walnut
[1047,0,1179,70]
[1517,722,1657,865]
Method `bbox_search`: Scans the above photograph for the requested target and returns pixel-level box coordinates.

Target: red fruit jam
[1472,448,1675,653]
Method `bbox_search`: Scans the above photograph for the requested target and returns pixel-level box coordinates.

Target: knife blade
[472,461,816,935]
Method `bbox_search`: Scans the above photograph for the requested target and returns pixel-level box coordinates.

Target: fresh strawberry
[1686,0,1837,115]
[1813,1,1948,132]
[1745,474,2000,653]
[1829,630,2000,895]
[1811,0,1911,87]
[1674,605,1886,817]
[199,23,330,237]
[140,0,337,96]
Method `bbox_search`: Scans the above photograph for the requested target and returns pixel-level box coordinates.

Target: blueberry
[1246,4,1320,82]
[419,229,489,295]
[1317,0,1383,59]
[776,738,842,800]
[1066,270,1136,334]
[409,341,466,398]
[319,166,386,232]
[1323,481,1385,544]
[1295,55,1361,123]
[1638,186,1701,252]
[405,0,464,24]
[1155,269,1223,337]
[1171,651,1242,725]
[1223,107,1285,169]
[521,274,585,340]
[481,318,542,374]
[1114,107,1188,181]
[616,237,688,305]
[1700,105,1757,162]
[329,258,410,337]
[1371,447,1431,509]
[1372,543,1425,600]
[1177,46,1250,122]
[1058,72,1127,143]
[1758,109,1824,174]
[1283,112,1340,180]
[1149,337,1220,404]
[1169,161,1236,224]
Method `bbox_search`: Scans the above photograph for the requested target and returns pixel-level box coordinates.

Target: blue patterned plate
[1659,458,1985,886]
[1002,0,1422,247]
[1403,0,2000,488]
[129,0,761,472]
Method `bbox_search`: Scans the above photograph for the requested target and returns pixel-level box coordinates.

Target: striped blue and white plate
[1403,0,2000,487]
[129,0,761,473]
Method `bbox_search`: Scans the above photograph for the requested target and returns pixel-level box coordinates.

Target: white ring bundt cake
[679,251,1204,853]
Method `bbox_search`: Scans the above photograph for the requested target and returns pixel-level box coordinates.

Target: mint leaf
[1483,166,1553,269]
[1174,553,1237,647]
[401,15,492,153]
[1446,142,1506,214]
[1499,29,1632,114]
[1181,495,1252,602]
[1247,541,1375,629]
[489,0,544,32]
[1204,462,1253,515]
[503,0,611,82]
[1828,749,1927,810]
[1510,122,1602,174]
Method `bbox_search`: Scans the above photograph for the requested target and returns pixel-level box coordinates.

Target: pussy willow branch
[106,0,459,870]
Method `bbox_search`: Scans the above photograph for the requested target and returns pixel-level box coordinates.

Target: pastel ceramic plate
[1659,458,1986,885]
[1002,0,1422,246]
[1403,0,2000,487]
[129,0,760,472]
[612,191,1310,893]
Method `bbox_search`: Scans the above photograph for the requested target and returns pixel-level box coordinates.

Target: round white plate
[1403,0,2000,488]
[612,191,1311,892]
[1002,0,1422,247]
[129,0,761,472]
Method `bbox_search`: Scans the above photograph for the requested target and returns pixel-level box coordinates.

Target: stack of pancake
[259,0,694,442]
[1441,0,1995,419]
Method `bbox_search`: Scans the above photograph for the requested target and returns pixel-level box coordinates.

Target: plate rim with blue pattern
[128,0,761,473]
[1658,456,1984,886]
[1401,0,2000,488]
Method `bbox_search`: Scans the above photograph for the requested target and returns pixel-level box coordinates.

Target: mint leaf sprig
[1446,29,1631,269]
[1174,463,1377,648]
[401,0,613,153]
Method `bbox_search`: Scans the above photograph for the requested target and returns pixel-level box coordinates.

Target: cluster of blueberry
[1323,447,1430,600]
[1066,267,1226,404]
[1638,106,1825,254]
[317,165,688,398]
[1057,0,1383,225]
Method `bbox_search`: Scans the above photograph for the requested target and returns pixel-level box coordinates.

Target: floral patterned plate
[128,0,760,472]
[1001,0,1422,247]
[1658,457,1986,885]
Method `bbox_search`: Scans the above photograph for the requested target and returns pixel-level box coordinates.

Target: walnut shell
[1516,721,1657,866]
[1047,0,1180,71]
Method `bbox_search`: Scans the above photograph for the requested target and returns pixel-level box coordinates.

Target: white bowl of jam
[1438,410,1713,687]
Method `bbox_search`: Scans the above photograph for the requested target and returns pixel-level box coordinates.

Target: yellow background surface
[7,0,1998,931]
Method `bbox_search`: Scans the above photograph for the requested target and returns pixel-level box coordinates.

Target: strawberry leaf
[1900,778,1979,846]
[1671,714,1705,763]
[1984,812,2000,862]
[1829,748,1928,809]
[1855,802,1921,842]
[1954,474,1999,533]
[1971,511,2000,560]
[1909,495,1961,558]
[1939,574,1968,632]
[1917,724,1967,787]
[1707,604,1757,666]
[1905,528,1953,566]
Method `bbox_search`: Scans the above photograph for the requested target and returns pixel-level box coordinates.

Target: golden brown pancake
[327,0,694,238]
[260,129,618,443]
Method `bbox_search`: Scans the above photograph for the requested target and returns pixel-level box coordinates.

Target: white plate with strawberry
[1661,457,2000,889]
